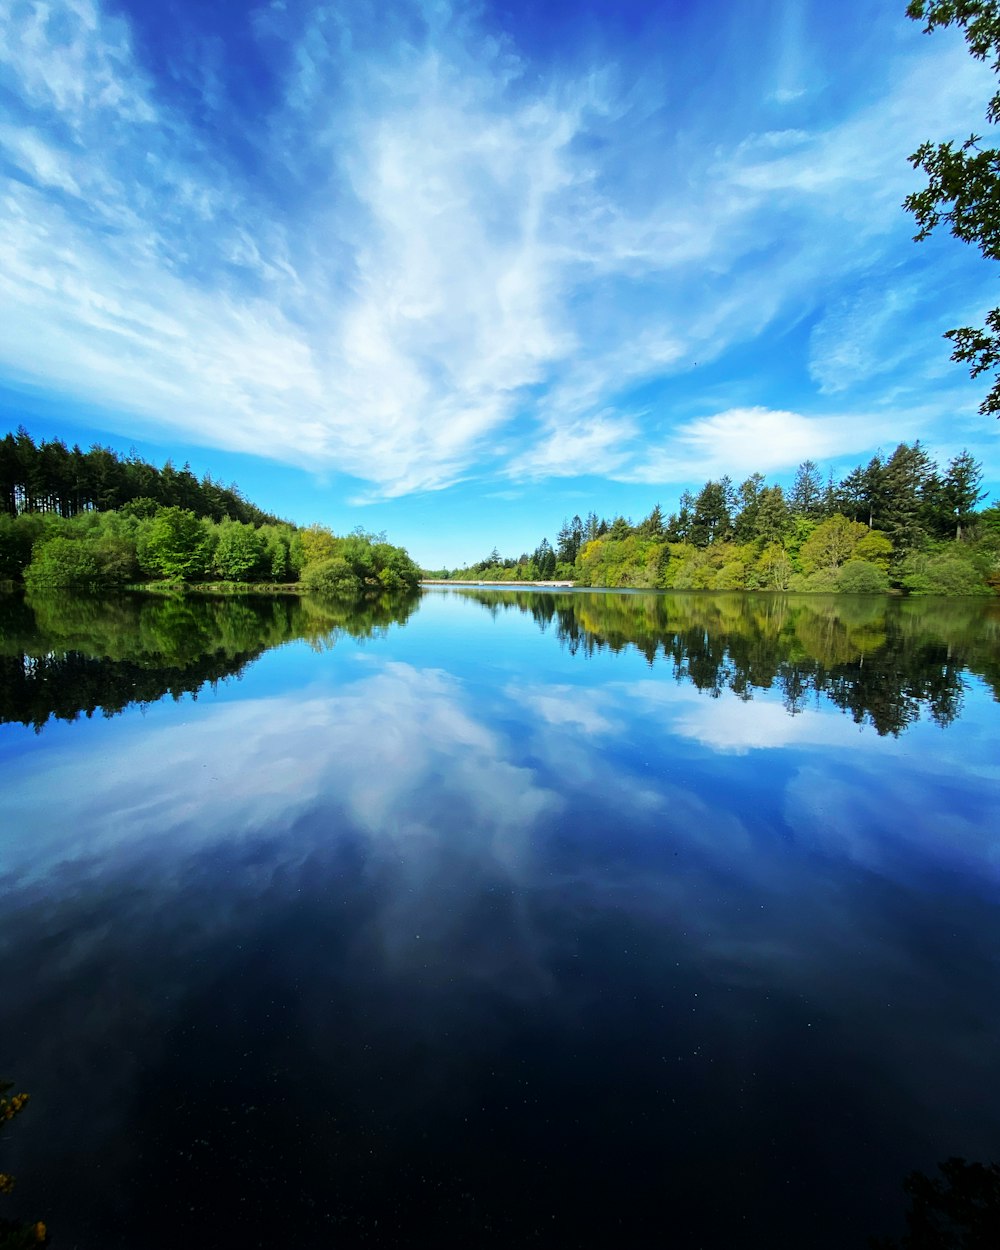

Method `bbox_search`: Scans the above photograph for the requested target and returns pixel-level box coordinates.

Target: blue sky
[1,0,999,567]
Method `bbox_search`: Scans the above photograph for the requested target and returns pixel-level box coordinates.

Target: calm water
[1,587,998,1248]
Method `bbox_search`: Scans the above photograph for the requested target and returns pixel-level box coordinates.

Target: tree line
[0,428,421,594]
[1,427,279,526]
[438,443,999,595]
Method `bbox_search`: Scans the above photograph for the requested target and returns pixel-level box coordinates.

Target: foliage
[439,441,992,597]
[212,519,266,582]
[137,507,213,580]
[0,427,279,523]
[871,1155,1000,1249]
[297,523,339,568]
[800,515,873,572]
[898,547,995,594]
[837,559,891,592]
[24,537,106,589]
[0,1082,47,1248]
[905,1,1000,414]
[299,533,420,597]
[301,556,362,597]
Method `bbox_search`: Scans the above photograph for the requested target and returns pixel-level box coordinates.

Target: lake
[1,587,998,1248]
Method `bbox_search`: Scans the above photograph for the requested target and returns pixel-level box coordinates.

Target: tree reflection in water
[0,590,419,731]
[456,589,1000,737]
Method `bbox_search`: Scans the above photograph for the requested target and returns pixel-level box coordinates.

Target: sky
[1,0,999,568]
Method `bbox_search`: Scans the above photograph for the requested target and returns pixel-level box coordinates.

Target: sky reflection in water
[1,588,998,1248]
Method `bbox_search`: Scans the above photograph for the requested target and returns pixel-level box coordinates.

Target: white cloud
[505,411,638,480]
[620,405,915,484]
[0,0,997,497]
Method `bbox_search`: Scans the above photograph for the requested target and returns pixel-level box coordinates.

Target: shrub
[24,537,104,589]
[900,551,992,596]
[837,559,889,593]
[301,557,362,597]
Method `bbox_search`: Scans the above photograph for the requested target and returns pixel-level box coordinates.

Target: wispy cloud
[0,0,996,499]
[619,405,918,485]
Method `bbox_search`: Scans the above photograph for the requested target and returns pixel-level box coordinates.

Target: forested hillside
[442,444,1000,595]
[0,429,420,594]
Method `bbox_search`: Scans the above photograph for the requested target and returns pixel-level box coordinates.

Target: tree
[137,507,211,580]
[533,538,557,578]
[298,524,338,568]
[689,481,731,546]
[556,516,585,562]
[837,559,889,592]
[880,441,935,550]
[213,519,265,582]
[301,556,362,597]
[637,504,665,539]
[754,485,791,546]
[942,449,988,538]
[905,1,1000,414]
[733,473,765,542]
[23,536,105,588]
[789,459,824,518]
[800,514,870,573]
[666,491,695,542]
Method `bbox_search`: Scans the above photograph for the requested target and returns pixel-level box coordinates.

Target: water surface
[1,588,998,1247]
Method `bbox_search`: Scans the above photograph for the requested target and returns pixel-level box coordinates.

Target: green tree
[905,1,1000,415]
[24,536,104,589]
[734,473,765,542]
[880,441,936,550]
[789,459,824,518]
[800,514,871,573]
[637,504,665,539]
[754,485,791,546]
[556,516,585,561]
[689,481,731,546]
[137,507,211,580]
[665,490,695,542]
[0,516,33,581]
[297,523,339,568]
[533,538,557,578]
[212,519,265,582]
[942,449,988,538]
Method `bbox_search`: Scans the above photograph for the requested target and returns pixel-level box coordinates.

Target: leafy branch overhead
[905,1,1000,414]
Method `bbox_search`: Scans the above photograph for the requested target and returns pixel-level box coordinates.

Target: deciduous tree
[905,1,1000,414]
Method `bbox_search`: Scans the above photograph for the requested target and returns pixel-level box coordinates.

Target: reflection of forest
[0,590,419,730]
[459,589,1000,736]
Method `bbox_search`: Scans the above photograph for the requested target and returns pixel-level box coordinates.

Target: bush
[837,559,889,593]
[301,557,362,597]
[900,550,992,596]
[714,560,749,590]
[24,537,105,589]
[792,567,839,592]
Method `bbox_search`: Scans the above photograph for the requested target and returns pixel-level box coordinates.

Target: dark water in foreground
[1,588,998,1248]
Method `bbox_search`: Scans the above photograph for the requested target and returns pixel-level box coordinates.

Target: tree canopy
[905,1,1000,414]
